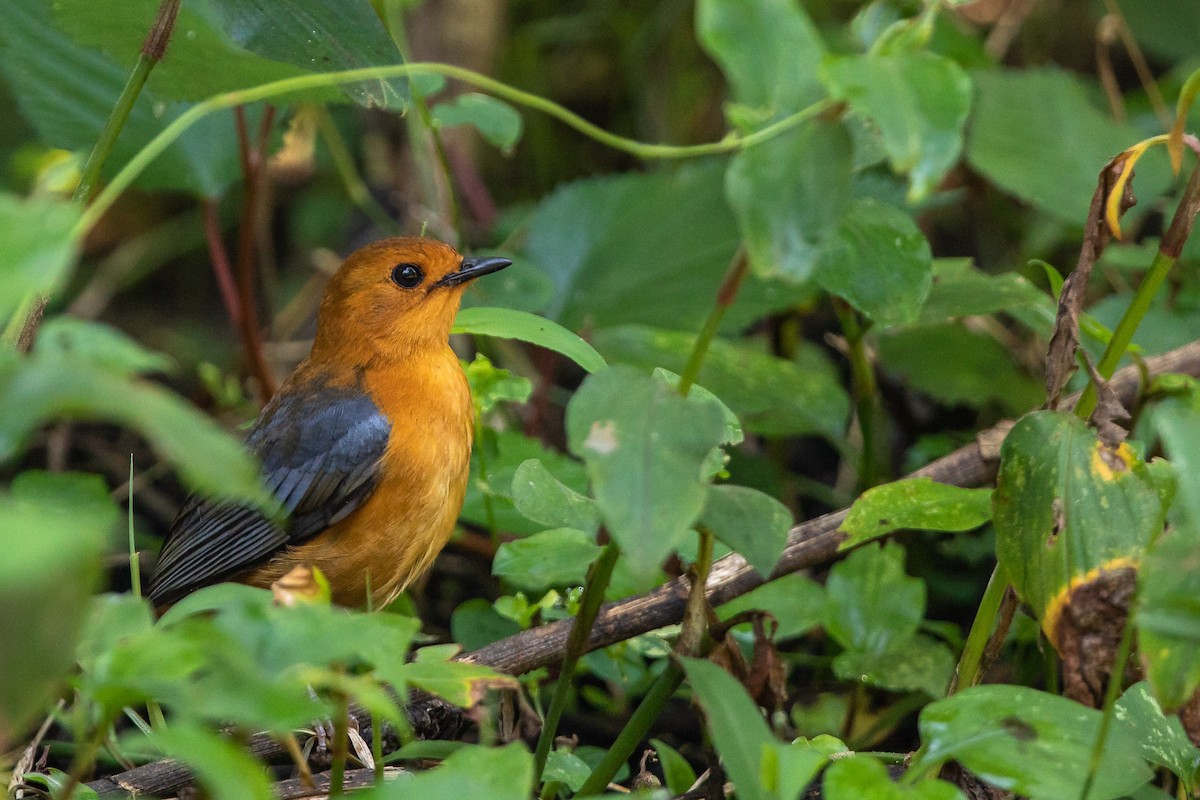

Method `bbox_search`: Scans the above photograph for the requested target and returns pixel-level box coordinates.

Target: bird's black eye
[390,262,424,289]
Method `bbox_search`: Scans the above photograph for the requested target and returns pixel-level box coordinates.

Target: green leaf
[357,743,533,800]
[695,0,826,125]
[1115,682,1200,791]
[824,542,923,653]
[651,738,698,796]
[0,352,271,509]
[450,598,521,651]
[0,194,81,316]
[832,634,954,698]
[432,93,523,152]
[36,317,174,376]
[544,749,592,792]
[700,484,791,577]
[916,685,1153,800]
[510,459,599,534]
[876,323,1043,414]
[453,306,606,374]
[717,574,826,640]
[994,411,1165,630]
[462,353,531,414]
[821,52,971,202]
[839,477,992,547]
[1,0,248,195]
[1138,513,1200,710]
[51,0,329,104]
[399,655,514,709]
[0,472,113,742]
[593,325,849,441]
[918,259,1055,331]
[566,367,728,586]
[493,528,601,591]
[966,68,1171,224]
[823,755,963,800]
[202,0,409,108]
[522,161,812,333]
[681,658,826,800]
[462,429,590,535]
[725,118,852,281]
[816,199,932,327]
[153,724,275,800]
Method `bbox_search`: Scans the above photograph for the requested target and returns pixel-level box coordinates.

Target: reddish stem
[232,105,279,402]
[200,198,242,329]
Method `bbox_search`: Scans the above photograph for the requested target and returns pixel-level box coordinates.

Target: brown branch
[201,198,242,330]
[86,339,1200,799]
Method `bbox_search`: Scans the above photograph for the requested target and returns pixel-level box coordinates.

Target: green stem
[835,302,880,489]
[1076,159,1200,418]
[677,251,749,397]
[950,564,1008,694]
[575,529,716,795]
[1078,606,1137,800]
[329,690,350,798]
[574,662,685,796]
[74,55,156,204]
[311,107,401,234]
[74,62,834,240]
[532,544,620,784]
[127,455,141,600]
[1074,248,1174,419]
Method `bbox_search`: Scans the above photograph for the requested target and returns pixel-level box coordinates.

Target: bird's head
[312,237,510,361]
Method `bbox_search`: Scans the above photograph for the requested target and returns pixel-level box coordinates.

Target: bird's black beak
[435,255,512,288]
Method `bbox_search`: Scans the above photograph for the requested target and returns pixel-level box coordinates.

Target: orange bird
[148,237,510,609]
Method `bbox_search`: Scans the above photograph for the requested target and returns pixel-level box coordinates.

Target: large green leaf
[153,724,274,800]
[202,0,407,108]
[918,259,1055,332]
[725,118,852,281]
[0,194,81,317]
[356,743,533,800]
[700,484,791,578]
[0,473,113,747]
[876,323,1042,414]
[565,366,727,585]
[510,459,599,535]
[824,542,923,654]
[0,351,269,509]
[453,306,605,374]
[840,477,992,547]
[463,429,590,535]
[682,658,826,800]
[815,198,932,327]
[1,0,244,195]
[832,634,954,698]
[36,317,174,376]
[916,685,1153,800]
[966,69,1171,224]
[1115,682,1200,792]
[994,411,1165,633]
[821,52,971,202]
[52,0,321,103]
[492,528,601,592]
[592,325,848,441]
[823,755,962,800]
[1139,388,1200,708]
[521,161,812,333]
[695,0,826,126]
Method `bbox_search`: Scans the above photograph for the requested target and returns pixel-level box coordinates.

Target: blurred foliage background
[5,0,1200,797]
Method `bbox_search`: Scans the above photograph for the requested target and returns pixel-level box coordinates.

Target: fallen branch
[87,339,1200,798]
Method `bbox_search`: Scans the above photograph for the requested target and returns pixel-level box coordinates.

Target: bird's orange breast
[243,347,473,608]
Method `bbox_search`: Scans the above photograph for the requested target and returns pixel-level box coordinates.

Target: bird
[147,237,511,609]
